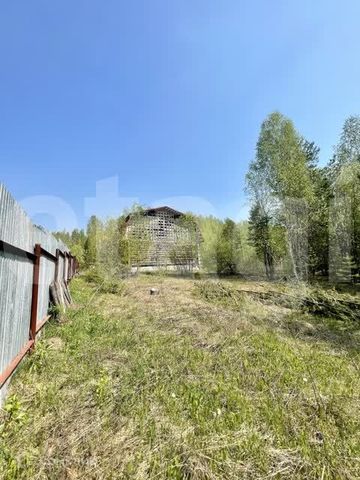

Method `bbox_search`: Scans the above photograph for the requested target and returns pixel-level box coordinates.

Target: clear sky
[1,1,360,230]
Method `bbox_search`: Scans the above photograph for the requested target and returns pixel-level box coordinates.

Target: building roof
[124,206,183,222]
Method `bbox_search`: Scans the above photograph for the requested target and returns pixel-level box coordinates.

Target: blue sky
[1,1,360,230]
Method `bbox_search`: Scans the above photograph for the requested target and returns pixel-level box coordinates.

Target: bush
[83,266,126,295]
[83,266,103,284]
[98,278,126,295]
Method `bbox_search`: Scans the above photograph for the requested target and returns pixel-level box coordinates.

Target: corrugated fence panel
[0,253,33,380]
[0,183,74,403]
[64,256,68,281]
[33,227,59,324]
[0,184,35,383]
[60,255,65,281]
[58,255,64,282]
[37,256,55,325]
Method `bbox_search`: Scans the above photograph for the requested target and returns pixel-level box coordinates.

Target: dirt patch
[46,337,64,350]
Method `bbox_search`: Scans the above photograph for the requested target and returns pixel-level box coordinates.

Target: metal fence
[0,183,78,404]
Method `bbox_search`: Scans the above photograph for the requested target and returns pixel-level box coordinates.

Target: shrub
[98,278,126,295]
[83,266,126,295]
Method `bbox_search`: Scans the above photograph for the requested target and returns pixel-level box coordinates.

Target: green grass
[1,275,359,479]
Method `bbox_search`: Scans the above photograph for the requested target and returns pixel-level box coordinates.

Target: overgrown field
[1,275,360,479]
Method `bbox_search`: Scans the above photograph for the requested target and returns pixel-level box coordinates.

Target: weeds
[93,371,112,407]
[28,342,50,374]
[83,265,127,295]
[194,280,245,309]
[1,396,28,435]
[0,276,359,479]
[303,287,360,321]
[97,278,126,295]
[196,279,360,323]
[0,396,30,479]
[48,304,63,321]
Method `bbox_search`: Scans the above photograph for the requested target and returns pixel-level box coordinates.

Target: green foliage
[246,111,360,282]
[28,343,50,374]
[96,217,124,273]
[0,395,30,479]
[98,278,126,295]
[84,215,101,266]
[248,204,273,277]
[245,111,360,284]
[120,229,152,270]
[247,112,314,202]
[53,230,72,246]
[246,112,316,280]
[168,213,200,272]
[248,203,286,279]
[169,240,198,272]
[326,116,360,282]
[83,265,126,294]
[53,228,86,266]
[330,115,360,175]
[118,205,153,270]
[300,138,320,170]
[1,396,28,435]
[82,265,103,284]
[195,216,221,272]
[93,371,112,407]
[307,167,331,276]
[215,219,242,275]
[69,242,85,266]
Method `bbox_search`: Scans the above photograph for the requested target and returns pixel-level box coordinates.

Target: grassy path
[1,275,359,479]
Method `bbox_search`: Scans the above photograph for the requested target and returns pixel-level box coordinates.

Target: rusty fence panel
[0,183,77,404]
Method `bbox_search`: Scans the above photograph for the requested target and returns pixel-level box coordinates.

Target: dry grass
[1,275,359,479]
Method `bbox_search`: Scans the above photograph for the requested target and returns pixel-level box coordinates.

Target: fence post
[29,243,41,348]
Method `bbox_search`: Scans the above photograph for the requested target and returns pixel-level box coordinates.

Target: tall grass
[1,275,359,479]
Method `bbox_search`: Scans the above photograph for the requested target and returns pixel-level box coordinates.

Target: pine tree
[329,117,360,282]
[84,215,101,266]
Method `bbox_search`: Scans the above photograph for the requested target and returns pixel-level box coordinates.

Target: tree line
[54,112,360,283]
[247,112,360,283]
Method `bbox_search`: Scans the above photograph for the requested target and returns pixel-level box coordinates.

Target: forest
[55,112,360,286]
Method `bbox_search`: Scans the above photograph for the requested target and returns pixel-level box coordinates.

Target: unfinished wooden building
[124,206,201,271]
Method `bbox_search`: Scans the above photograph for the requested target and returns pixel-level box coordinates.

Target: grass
[1,275,360,479]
